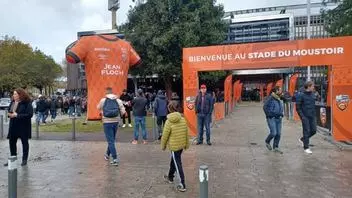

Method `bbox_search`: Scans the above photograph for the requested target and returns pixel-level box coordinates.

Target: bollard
[152,113,157,141]
[72,117,76,140]
[199,165,209,198]
[8,156,17,198]
[5,111,8,123]
[0,115,4,139]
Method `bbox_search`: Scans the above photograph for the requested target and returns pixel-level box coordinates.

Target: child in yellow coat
[161,101,190,192]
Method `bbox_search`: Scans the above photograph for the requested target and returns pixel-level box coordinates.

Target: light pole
[108,0,120,29]
[307,0,311,81]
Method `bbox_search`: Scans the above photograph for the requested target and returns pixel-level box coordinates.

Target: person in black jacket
[132,89,148,144]
[195,84,214,145]
[154,90,168,140]
[296,81,317,154]
[120,89,133,128]
[4,88,33,167]
[263,86,284,154]
[36,95,47,124]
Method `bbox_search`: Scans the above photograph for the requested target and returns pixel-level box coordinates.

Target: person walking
[296,81,317,154]
[131,89,149,145]
[263,86,284,154]
[154,90,168,140]
[36,95,47,124]
[4,88,33,167]
[97,87,126,166]
[161,101,189,192]
[120,89,133,128]
[195,84,213,145]
[49,97,58,122]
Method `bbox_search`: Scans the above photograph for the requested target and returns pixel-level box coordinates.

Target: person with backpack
[97,87,126,166]
[154,90,168,140]
[263,86,284,154]
[161,101,189,192]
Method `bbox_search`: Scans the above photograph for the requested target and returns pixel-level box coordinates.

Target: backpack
[103,98,119,118]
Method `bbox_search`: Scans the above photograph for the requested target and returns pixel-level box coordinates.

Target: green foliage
[0,36,62,93]
[199,70,228,89]
[322,0,352,36]
[124,0,227,83]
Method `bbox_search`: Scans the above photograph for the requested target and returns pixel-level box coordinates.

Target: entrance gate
[183,36,352,141]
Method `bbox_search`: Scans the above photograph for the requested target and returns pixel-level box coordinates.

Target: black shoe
[21,160,27,166]
[196,142,203,145]
[158,135,162,140]
[207,142,212,146]
[4,163,8,167]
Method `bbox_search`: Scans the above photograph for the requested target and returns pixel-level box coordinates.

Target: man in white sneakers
[296,81,317,154]
[97,87,126,165]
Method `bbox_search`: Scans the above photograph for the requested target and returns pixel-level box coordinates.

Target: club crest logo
[320,107,327,127]
[121,47,128,63]
[336,94,350,111]
[186,96,196,110]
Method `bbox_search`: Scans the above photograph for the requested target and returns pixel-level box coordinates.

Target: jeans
[197,114,211,143]
[68,106,75,116]
[168,150,186,188]
[75,105,81,116]
[301,116,317,149]
[134,116,147,140]
[157,116,167,136]
[103,122,119,160]
[50,110,57,120]
[36,112,45,123]
[10,136,29,162]
[265,117,282,148]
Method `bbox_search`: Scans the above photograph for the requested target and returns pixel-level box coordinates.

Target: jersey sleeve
[66,37,90,63]
[129,43,141,67]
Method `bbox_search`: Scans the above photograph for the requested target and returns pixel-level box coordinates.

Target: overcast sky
[0,0,321,64]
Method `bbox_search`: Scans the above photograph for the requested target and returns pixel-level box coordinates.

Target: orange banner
[239,83,243,101]
[289,74,299,96]
[233,80,240,105]
[224,75,232,102]
[183,36,352,140]
[214,102,225,121]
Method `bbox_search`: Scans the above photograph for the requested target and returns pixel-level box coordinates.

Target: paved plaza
[0,103,351,197]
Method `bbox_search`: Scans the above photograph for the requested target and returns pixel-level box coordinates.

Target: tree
[0,36,63,95]
[124,0,227,96]
[322,0,352,36]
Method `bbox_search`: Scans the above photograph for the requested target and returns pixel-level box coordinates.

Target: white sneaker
[122,124,126,128]
[304,149,312,154]
[128,124,132,127]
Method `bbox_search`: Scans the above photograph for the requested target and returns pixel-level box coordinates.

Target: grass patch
[34,116,155,133]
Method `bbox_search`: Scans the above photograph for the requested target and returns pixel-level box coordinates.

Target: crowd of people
[32,95,87,124]
[2,82,320,193]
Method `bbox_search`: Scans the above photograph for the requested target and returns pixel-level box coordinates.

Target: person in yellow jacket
[161,101,190,192]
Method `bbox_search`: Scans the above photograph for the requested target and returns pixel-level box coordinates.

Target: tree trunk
[164,78,173,101]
